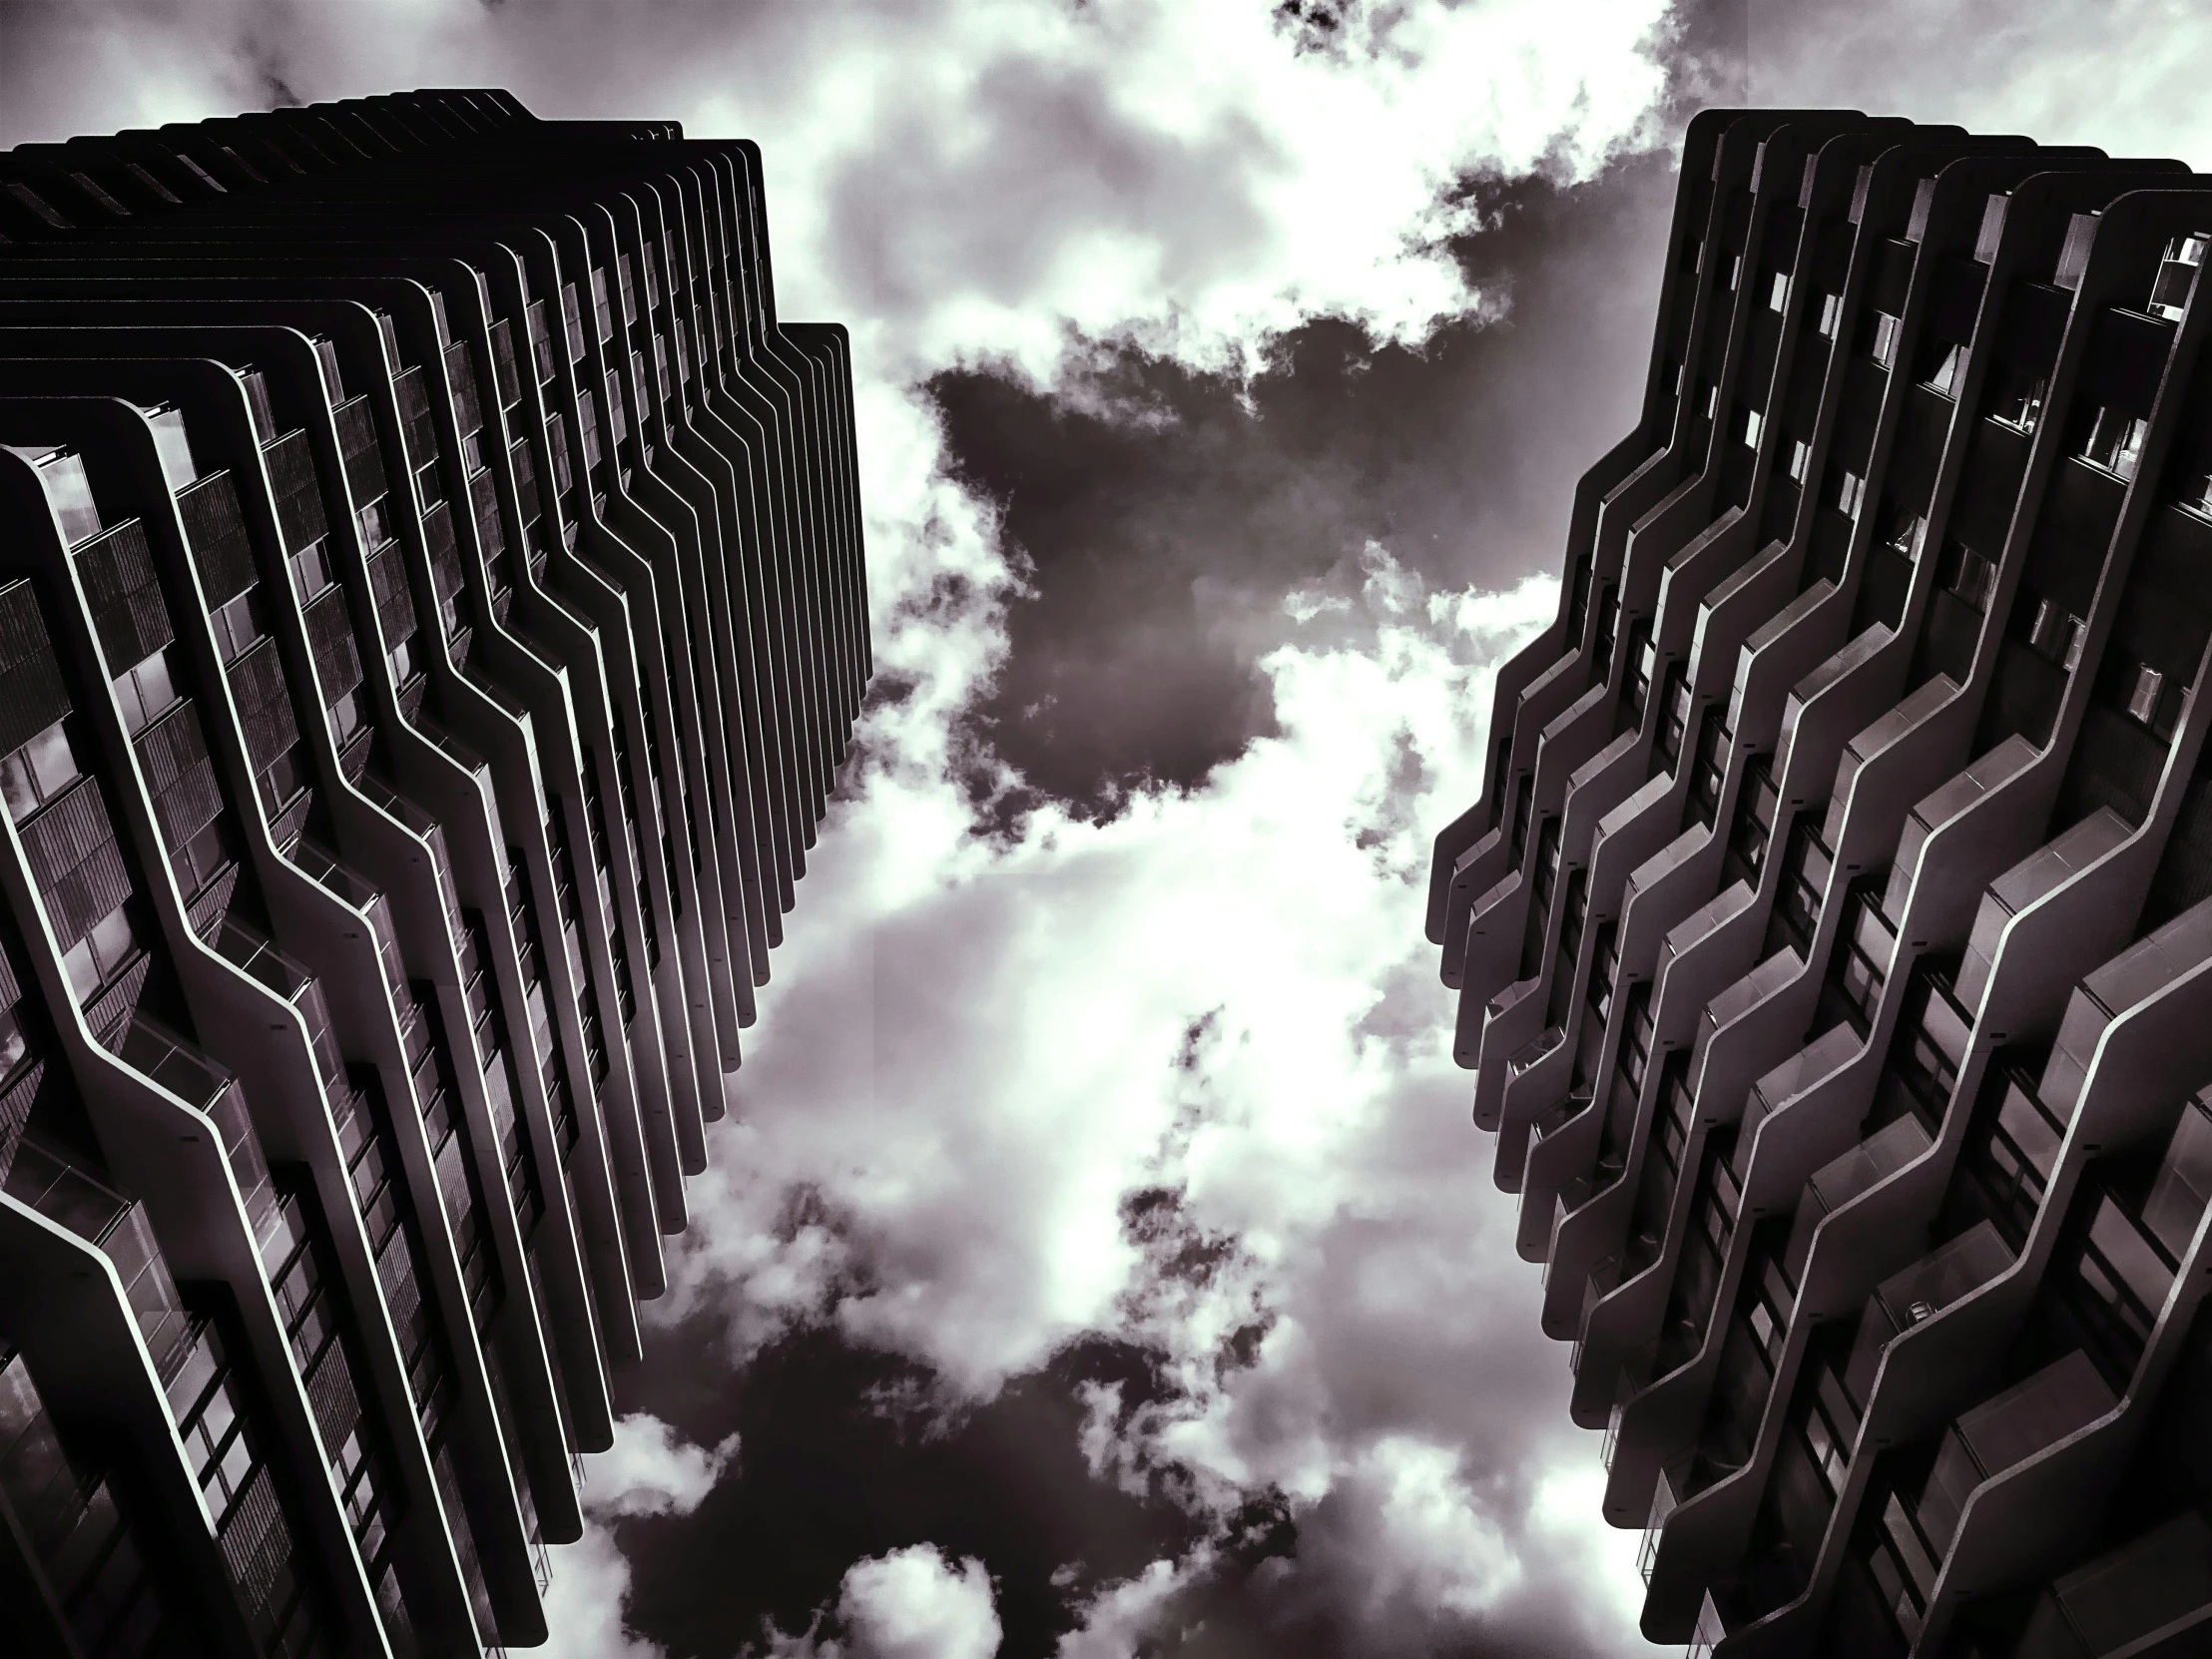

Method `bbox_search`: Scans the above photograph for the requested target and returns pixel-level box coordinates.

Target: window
[388,638,418,687]
[69,170,130,217]
[141,403,198,489]
[2077,1194,2173,1345]
[1969,1075,2065,1243]
[1833,892,1895,1031]
[1924,342,1965,396]
[114,649,179,736]
[1786,439,1813,483]
[1816,292,1844,338]
[1768,271,1790,311]
[1725,255,1744,292]
[460,431,485,474]
[32,449,102,546]
[1989,363,2049,432]
[2125,663,2166,726]
[1655,662,1693,770]
[312,336,344,400]
[258,747,306,816]
[1773,821,1833,956]
[62,903,137,1001]
[5,181,71,229]
[2143,1099,2212,1260]
[1739,406,1765,449]
[1835,468,1868,519]
[356,498,391,550]
[1882,504,1929,557]
[2150,233,2208,320]
[1698,380,1719,422]
[238,366,276,444]
[288,538,333,601]
[1937,542,1997,611]
[2081,406,2150,481]
[177,819,234,897]
[210,589,268,664]
[578,390,603,469]
[327,691,365,746]
[1800,1392,1851,1493]
[0,721,81,823]
[0,1007,26,1082]
[415,460,444,511]
[1870,311,1903,369]
[2029,599,2086,670]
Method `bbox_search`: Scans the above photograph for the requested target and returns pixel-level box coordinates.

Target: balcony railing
[3,1135,191,1379]
[1640,1457,1683,1582]
[0,1348,166,1653]
[1509,1024,1564,1076]
[116,1014,284,1267]
[1843,1220,2013,1403]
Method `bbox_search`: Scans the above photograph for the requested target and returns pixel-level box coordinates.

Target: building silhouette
[1429,111,2212,1657]
[0,90,864,1657]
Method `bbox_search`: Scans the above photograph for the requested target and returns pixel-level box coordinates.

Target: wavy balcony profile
[0,88,867,1657]
[1427,108,2212,1656]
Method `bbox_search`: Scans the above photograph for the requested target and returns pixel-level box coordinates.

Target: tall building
[0,90,865,1657]
[1428,111,2212,1657]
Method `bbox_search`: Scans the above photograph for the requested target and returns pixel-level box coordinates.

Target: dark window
[113,649,180,736]
[0,721,81,823]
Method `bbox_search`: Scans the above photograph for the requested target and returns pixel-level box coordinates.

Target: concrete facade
[0,89,865,1658]
[1429,111,2212,1658]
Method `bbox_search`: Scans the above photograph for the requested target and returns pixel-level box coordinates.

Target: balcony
[207,915,342,1087]
[1783,1112,1933,1282]
[1842,1220,2013,1403]
[0,1347,168,1655]
[1915,1350,2117,1583]
[1640,1455,1683,1583]
[283,836,407,994]
[2013,1510,2212,1658]
[2042,893,2212,1123]
[2,1136,191,1380]
[1956,807,2129,1009]
[1685,1588,1729,1659]
[1508,1024,1564,1078]
[1740,1022,1864,1167]
[114,1015,283,1267]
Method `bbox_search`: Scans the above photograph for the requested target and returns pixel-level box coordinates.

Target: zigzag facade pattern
[1427,110,2212,1658]
[0,90,866,1658]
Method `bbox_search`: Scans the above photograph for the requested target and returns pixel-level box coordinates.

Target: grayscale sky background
[4,2,2206,1655]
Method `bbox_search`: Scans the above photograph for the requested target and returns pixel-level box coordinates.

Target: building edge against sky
[1429,111,2212,1658]
[0,90,865,1658]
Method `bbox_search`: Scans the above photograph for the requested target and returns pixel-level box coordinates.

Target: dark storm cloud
[934,152,1678,811]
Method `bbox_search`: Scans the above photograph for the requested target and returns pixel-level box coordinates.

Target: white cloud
[581,1412,742,1520]
[1053,1556,1198,1659]
[1735,0,2212,170]
[658,554,1663,1653]
[540,1413,742,1659]
[539,1521,666,1659]
[743,1545,1003,1659]
[1,0,1681,387]
[678,0,1679,381]
[839,1546,1004,1659]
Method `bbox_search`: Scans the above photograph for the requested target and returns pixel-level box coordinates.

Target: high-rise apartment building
[1428,111,2212,1657]
[0,90,865,1657]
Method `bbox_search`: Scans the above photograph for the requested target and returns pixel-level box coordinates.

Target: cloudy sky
[7,2,2210,1655]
